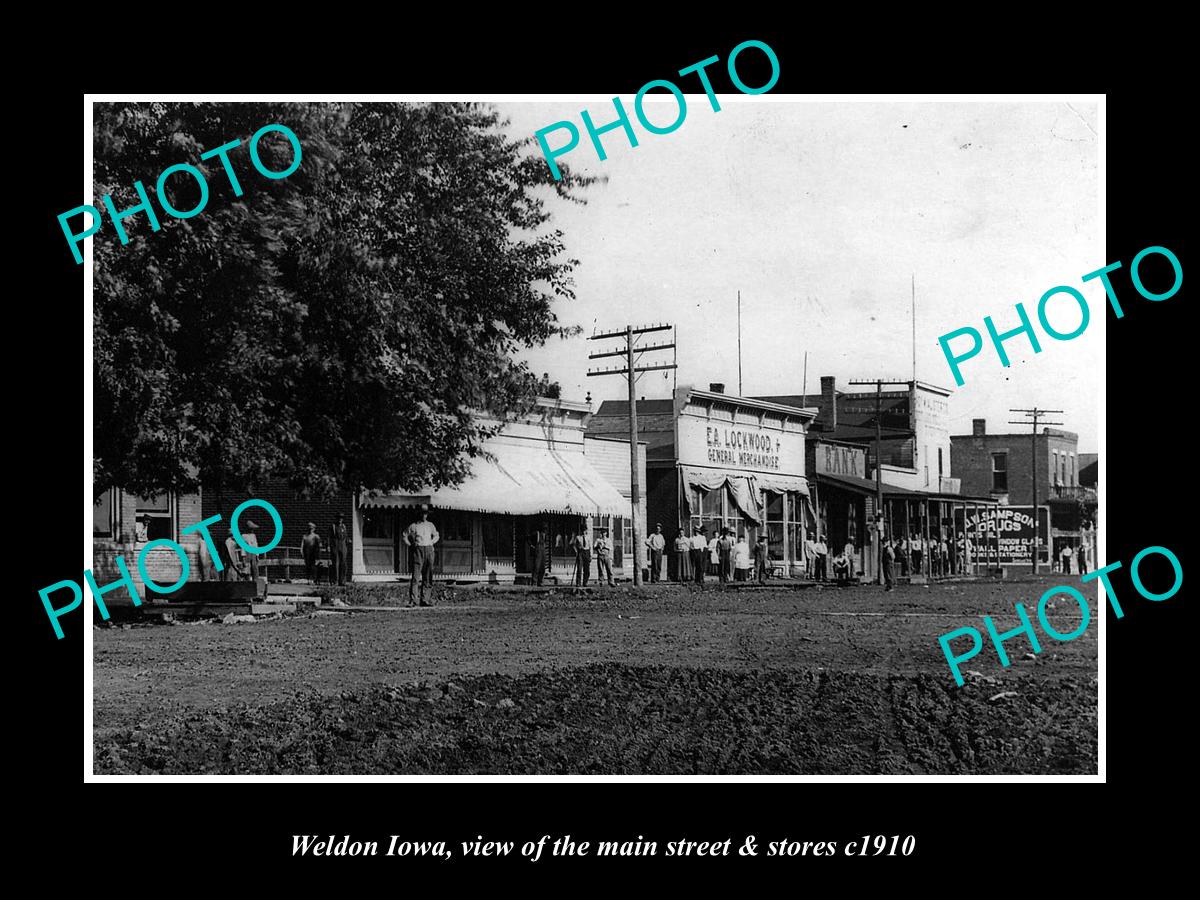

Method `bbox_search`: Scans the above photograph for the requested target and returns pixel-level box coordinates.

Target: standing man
[813,533,828,582]
[404,505,439,606]
[531,523,548,587]
[673,529,690,582]
[690,526,708,585]
[647,523,666,583]
[197,531,216,581]
[571,526,591,586]
[594,528,614,586]
[223,526,245,582]
[242,520,261,589]
[329,514,350,586]
[753,534,769,584]
[301,522,322,583]
[717,528,734,584]
[883,539,896,592]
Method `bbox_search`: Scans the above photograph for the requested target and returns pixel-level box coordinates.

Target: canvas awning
[359,440,630,517]
[679,467,810,524]
[754,472,811,496]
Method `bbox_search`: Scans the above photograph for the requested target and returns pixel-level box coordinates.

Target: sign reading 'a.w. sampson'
[958,505,1050,565]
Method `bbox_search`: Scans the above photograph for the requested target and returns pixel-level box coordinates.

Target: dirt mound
[95,663,1096,775]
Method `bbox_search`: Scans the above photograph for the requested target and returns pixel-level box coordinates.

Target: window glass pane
[93,490,113,536]
[700,487,723,517]
[483,515,510,557]
[134,493,170,512]
[767,523,784,560]
[135,512,172,542]
[765,491,783,519]
[362,510,394,539]
[437,510,470,542]
[613,516,625,567]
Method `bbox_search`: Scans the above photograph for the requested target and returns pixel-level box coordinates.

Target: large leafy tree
[93,102,593,499]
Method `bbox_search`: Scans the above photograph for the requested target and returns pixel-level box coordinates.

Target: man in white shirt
[647,523,666,583]
[813,535,828,582]
[572,528,591,586]
[404,505,440,606]
[689,527,709,585]
[594,529,614,586]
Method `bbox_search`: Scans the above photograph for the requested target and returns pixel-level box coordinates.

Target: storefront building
[589,384,816,576]
[354,397,646,583]
[950,418,1096,573]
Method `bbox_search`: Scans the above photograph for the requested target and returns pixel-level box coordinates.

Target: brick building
[92,487,207,606]
[950,418,1096,571]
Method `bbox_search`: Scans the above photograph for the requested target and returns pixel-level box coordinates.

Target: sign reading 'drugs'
[676,416,803,474]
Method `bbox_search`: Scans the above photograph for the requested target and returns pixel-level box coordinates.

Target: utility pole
[850,378,911,584]
[737,290,743,396]
[588,323,677,586]
[1008,407,1064,572]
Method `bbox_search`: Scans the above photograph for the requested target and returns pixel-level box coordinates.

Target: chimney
[820,376,837,430]
[709,382,725,394]
[972,418,986,436]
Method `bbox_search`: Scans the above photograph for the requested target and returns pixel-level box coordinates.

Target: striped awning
[360,439,630,517]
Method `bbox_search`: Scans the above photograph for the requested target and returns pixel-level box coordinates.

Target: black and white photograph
[75,91,1110,778]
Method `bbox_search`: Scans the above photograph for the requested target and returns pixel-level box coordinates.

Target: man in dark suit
[531,525,548,586]
[329,515,350,586]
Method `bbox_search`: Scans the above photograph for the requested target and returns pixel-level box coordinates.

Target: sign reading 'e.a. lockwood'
[676,414,805,475]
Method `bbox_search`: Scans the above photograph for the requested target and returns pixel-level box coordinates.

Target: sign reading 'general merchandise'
[957,505,1050,565]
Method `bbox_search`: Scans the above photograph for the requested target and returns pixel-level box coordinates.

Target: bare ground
[92,577,1098,774]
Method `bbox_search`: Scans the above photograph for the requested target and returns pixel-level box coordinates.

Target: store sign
[814,443,865,478]
[677,413,804,475]
[957,505,1050,565]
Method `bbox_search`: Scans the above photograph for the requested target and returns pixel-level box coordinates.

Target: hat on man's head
[419,504,429,512]
[307,521,317,529]
[246,520,260,531]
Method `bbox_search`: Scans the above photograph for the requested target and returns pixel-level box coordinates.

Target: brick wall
[950,429,1079,506]
[91,489,204,606]
[201,480,355,563]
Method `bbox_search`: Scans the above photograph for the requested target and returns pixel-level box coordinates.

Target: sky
[497,99,1100,452]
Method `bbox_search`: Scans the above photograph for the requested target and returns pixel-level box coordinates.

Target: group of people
[673,526,770,585]
[1057,541,1089,575]
[804,535,856,586]
[197,519,264,584]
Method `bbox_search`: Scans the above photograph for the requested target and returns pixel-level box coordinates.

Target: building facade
[353,397,646,583]
[950,418,1096,572]
[760,375,956,493]
[589,384,816,576]
[92,487,207,606]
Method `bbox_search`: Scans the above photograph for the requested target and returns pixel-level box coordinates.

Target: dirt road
[93,577,1098,774]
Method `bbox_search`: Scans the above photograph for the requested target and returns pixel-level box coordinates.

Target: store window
[991,453,1008,492]
[93,488,116,538]
[361,509,395,540]
[787,491,806,563]
[613,515,625,567]
[133,493,173,542]
[439,510,472,542]
[765,490,785,561]
[482,514,512,558]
